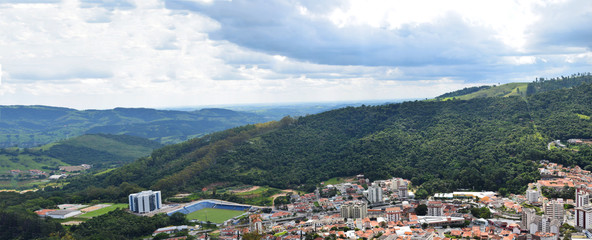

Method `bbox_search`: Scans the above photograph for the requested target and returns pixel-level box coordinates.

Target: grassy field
[0,153,67,172]
[323,177,350,185]
[80,203,128,218]
[439,82,529,101]
[185,208,245,223]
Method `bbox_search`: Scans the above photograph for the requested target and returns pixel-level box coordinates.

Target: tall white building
[576,205,592,229]
[129,190,162,213]
[367,184,383,203]
[544,200,564,222]
[527,190,540,203]
[577,185,590,207]
[427,201,444,216]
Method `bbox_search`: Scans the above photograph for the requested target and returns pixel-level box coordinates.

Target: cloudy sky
[0,0,590,109]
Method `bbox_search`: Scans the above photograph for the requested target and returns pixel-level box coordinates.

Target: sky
[0,0,591,109]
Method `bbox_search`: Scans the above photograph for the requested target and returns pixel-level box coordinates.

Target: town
[30,161,592,240]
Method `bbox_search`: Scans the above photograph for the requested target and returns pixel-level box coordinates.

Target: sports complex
[167,199,253,224]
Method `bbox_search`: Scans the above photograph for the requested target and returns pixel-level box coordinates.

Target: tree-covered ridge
[0,106,266,147]
[83,82,592,197]
[526,72,592,95]
[0,134,162,174]
[436,85,492,99]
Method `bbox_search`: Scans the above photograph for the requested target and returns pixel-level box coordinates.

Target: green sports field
[80,203,128,218]
[185,208,246,223]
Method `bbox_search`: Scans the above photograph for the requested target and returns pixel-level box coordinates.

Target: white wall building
[367,184,383,203]
[129,190,162,213]
[527,190,540,203]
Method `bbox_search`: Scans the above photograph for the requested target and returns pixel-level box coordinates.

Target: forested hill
[0,106,266,147]
[435,72,592,101]
[75,81,592,197]
[0,134,163,175]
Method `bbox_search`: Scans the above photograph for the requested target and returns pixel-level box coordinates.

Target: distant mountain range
[0,106,267,148]
[0,102,394,148]
[74,74,592,198]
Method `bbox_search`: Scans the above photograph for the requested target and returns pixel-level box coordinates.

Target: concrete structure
[340,201,367,219]
[577,185,590,207]
[385,207,402,222]
[129,190,162,213]
[46,209,81,219]
[576,205,592,229]
[367,183,383,203]
[398,185,409,199]
[416,216,465,228]
[427,201,444,216]
[249,214,264,234]
[390,178,406,192]
[527,190,540,203]
[544,200,564,222]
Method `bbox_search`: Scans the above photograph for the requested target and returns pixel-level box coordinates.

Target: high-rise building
[129,190,162,213]
[367,184,383,203]
[427,201,444,216]
[385,207,402,222]
[398,185,409,199]
[390,178,405,192]
[341,201,368,219]
[577,185,590,207]
[544,200,564,222]
[576,205,592,229]
[527,190,540,203]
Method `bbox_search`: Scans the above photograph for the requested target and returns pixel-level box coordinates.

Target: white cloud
[0,0,590,109]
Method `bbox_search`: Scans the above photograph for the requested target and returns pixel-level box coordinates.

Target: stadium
[167,199,253,224]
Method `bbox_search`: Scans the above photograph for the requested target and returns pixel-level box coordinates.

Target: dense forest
[61,79,592,199]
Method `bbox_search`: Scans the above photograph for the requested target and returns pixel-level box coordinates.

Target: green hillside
[66,79,592,199]
[0,151,66,173]
[0,106,266,147]
[45,134,163,168]
[435,72,592,101]
[0,134,161,173]
[437,82,528,100]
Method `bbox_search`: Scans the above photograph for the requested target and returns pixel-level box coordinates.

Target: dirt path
[230,185,260,193]
[271,189,296,208]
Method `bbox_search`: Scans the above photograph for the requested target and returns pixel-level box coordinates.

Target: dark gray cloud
[164,0,509,68]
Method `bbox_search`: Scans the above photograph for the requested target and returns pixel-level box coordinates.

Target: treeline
[527,72,592,95]
[70,209,186,239]
[436,85,492,99]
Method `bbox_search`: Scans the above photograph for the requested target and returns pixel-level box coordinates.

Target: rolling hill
[435,72,592,101]
[0,106,266,147]
[73,77,592,198]
[0,134,162,173]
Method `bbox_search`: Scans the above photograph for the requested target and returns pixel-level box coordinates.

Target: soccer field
[185,208,245,223]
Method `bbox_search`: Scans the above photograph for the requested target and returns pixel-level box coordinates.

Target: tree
[416,204,428,216]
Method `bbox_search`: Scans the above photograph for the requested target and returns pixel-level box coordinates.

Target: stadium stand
[167,200,251,216]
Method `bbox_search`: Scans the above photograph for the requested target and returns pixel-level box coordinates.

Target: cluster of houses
[208,166,592,240]
[5,164,92,181]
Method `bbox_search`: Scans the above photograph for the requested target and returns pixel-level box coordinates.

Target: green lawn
[323,177,349,185]
[185,208,245,224]
[80,203,128,218]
